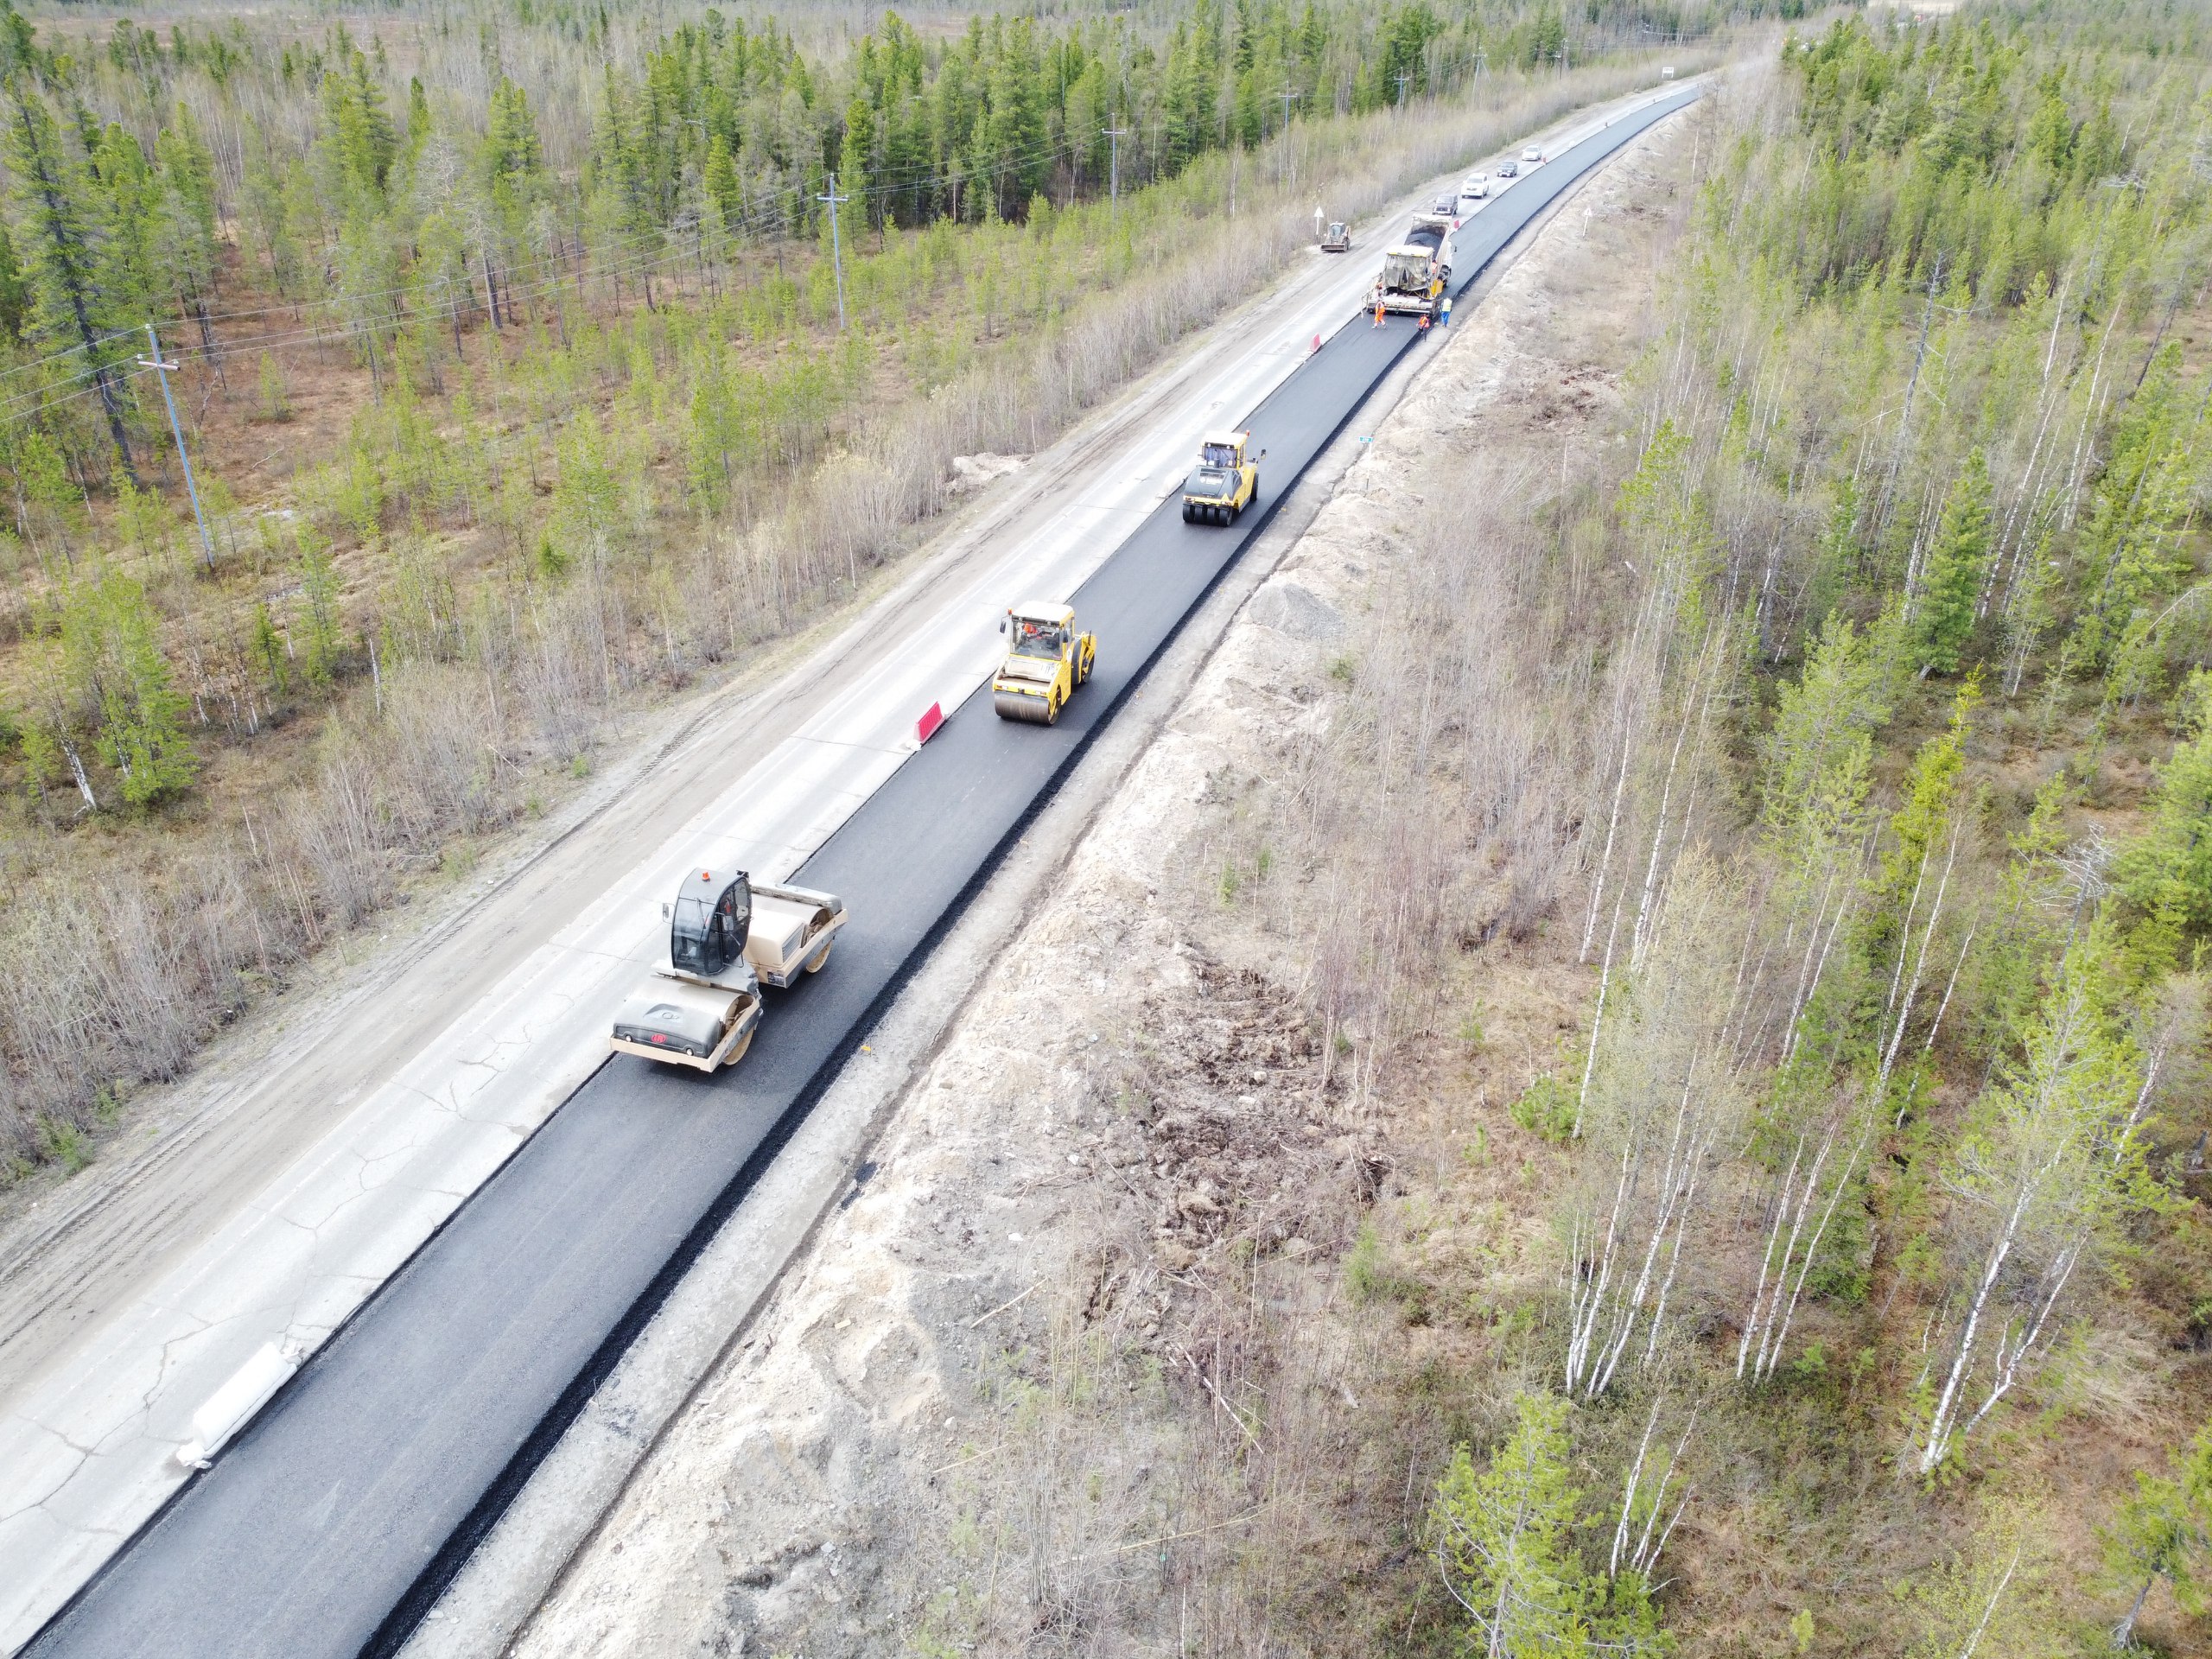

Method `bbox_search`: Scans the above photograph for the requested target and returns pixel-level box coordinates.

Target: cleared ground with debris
[512,111,1694,1659]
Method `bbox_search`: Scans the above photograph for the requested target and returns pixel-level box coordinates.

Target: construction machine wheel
[806,940,832,974]
[1181,504,1192,522]
[995,690,1051,723]
[1044,692,1061,726]
[721,1027,754,1067]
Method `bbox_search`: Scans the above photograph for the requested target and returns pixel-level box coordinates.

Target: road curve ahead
[24,85,1699,1659]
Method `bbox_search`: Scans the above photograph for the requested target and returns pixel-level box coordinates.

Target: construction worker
[1373,297,1385,327]
[1440,295,1453,327]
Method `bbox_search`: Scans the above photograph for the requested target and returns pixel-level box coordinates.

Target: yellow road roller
[993,600,1096,725]
[1181,431,1262,524]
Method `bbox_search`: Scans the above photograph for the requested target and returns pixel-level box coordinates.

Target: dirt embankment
[512,115,1696,1659]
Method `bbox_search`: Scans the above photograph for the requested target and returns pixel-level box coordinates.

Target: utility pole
[137,322,214,572]
[1394,72,1413,108]
[1275,86,1300,186]
[1103,118,1129,213]
[816,173,849,332]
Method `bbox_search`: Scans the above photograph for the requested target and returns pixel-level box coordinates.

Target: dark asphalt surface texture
[28,86,1696,1659]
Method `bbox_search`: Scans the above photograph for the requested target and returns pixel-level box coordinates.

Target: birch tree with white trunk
[1912,927,2150,1478]
[1566,855,1751,1399]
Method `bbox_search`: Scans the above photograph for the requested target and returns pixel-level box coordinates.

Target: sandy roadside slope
[511,103,1704,1659]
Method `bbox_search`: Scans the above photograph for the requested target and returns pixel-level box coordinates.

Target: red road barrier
[916,702,944,745]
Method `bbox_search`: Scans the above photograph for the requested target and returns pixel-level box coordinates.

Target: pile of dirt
[514,111,1696,1659]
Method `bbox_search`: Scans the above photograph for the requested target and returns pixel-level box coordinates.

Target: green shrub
[1509,1073,1577,1141]
[38,1116,91,1173]
[1345,1217,1386,1302]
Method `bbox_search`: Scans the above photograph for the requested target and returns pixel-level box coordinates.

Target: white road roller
[609,868,847,1071]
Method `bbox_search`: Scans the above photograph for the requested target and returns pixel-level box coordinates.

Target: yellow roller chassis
[1181,429,1262,526]
[994,601,1095,727]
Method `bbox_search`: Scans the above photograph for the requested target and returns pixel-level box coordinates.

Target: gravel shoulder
[511,108,1700,1659]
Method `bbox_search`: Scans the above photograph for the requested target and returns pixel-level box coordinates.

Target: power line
[816,172,849,333]
[1103,118,1129,213]
[137,323,214,571]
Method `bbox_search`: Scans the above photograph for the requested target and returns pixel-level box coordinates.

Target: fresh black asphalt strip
[26,86,1699,1659]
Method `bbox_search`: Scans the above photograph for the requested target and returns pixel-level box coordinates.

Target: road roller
[992,600,1096,725]
[609,868,846,1071]
[1181,430,1262,524]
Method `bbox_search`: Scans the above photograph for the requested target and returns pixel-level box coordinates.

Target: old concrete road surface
[24,85,1699,1659]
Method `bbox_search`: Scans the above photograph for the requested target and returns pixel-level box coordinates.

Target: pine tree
[484,78,543,191]
[980,22,1047,218]
[251,600,287,697]
[1911,448,1991,677]
[239,123,299,295]
[838,98,874,232]
[92,120,159,324]
[153,107,220,326]
[0,213,30,340]
[404,75,430,168]
[328,39,397,202]
[2116,718,2212,937]
[15,423,80,564]
[0,21,138,481]
[59,571,197,806]
[2100,1427,2212,1648]
[1431,1393,1595,1656]
[702,133,741,252]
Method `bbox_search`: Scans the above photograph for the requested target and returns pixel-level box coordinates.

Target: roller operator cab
[993,600,1096,726]
[1181,431,1262,524]
[609,868,847,1071]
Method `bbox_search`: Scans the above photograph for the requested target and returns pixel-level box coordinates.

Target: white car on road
[1522,145,1544,165]
[1459,171,1491,200]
